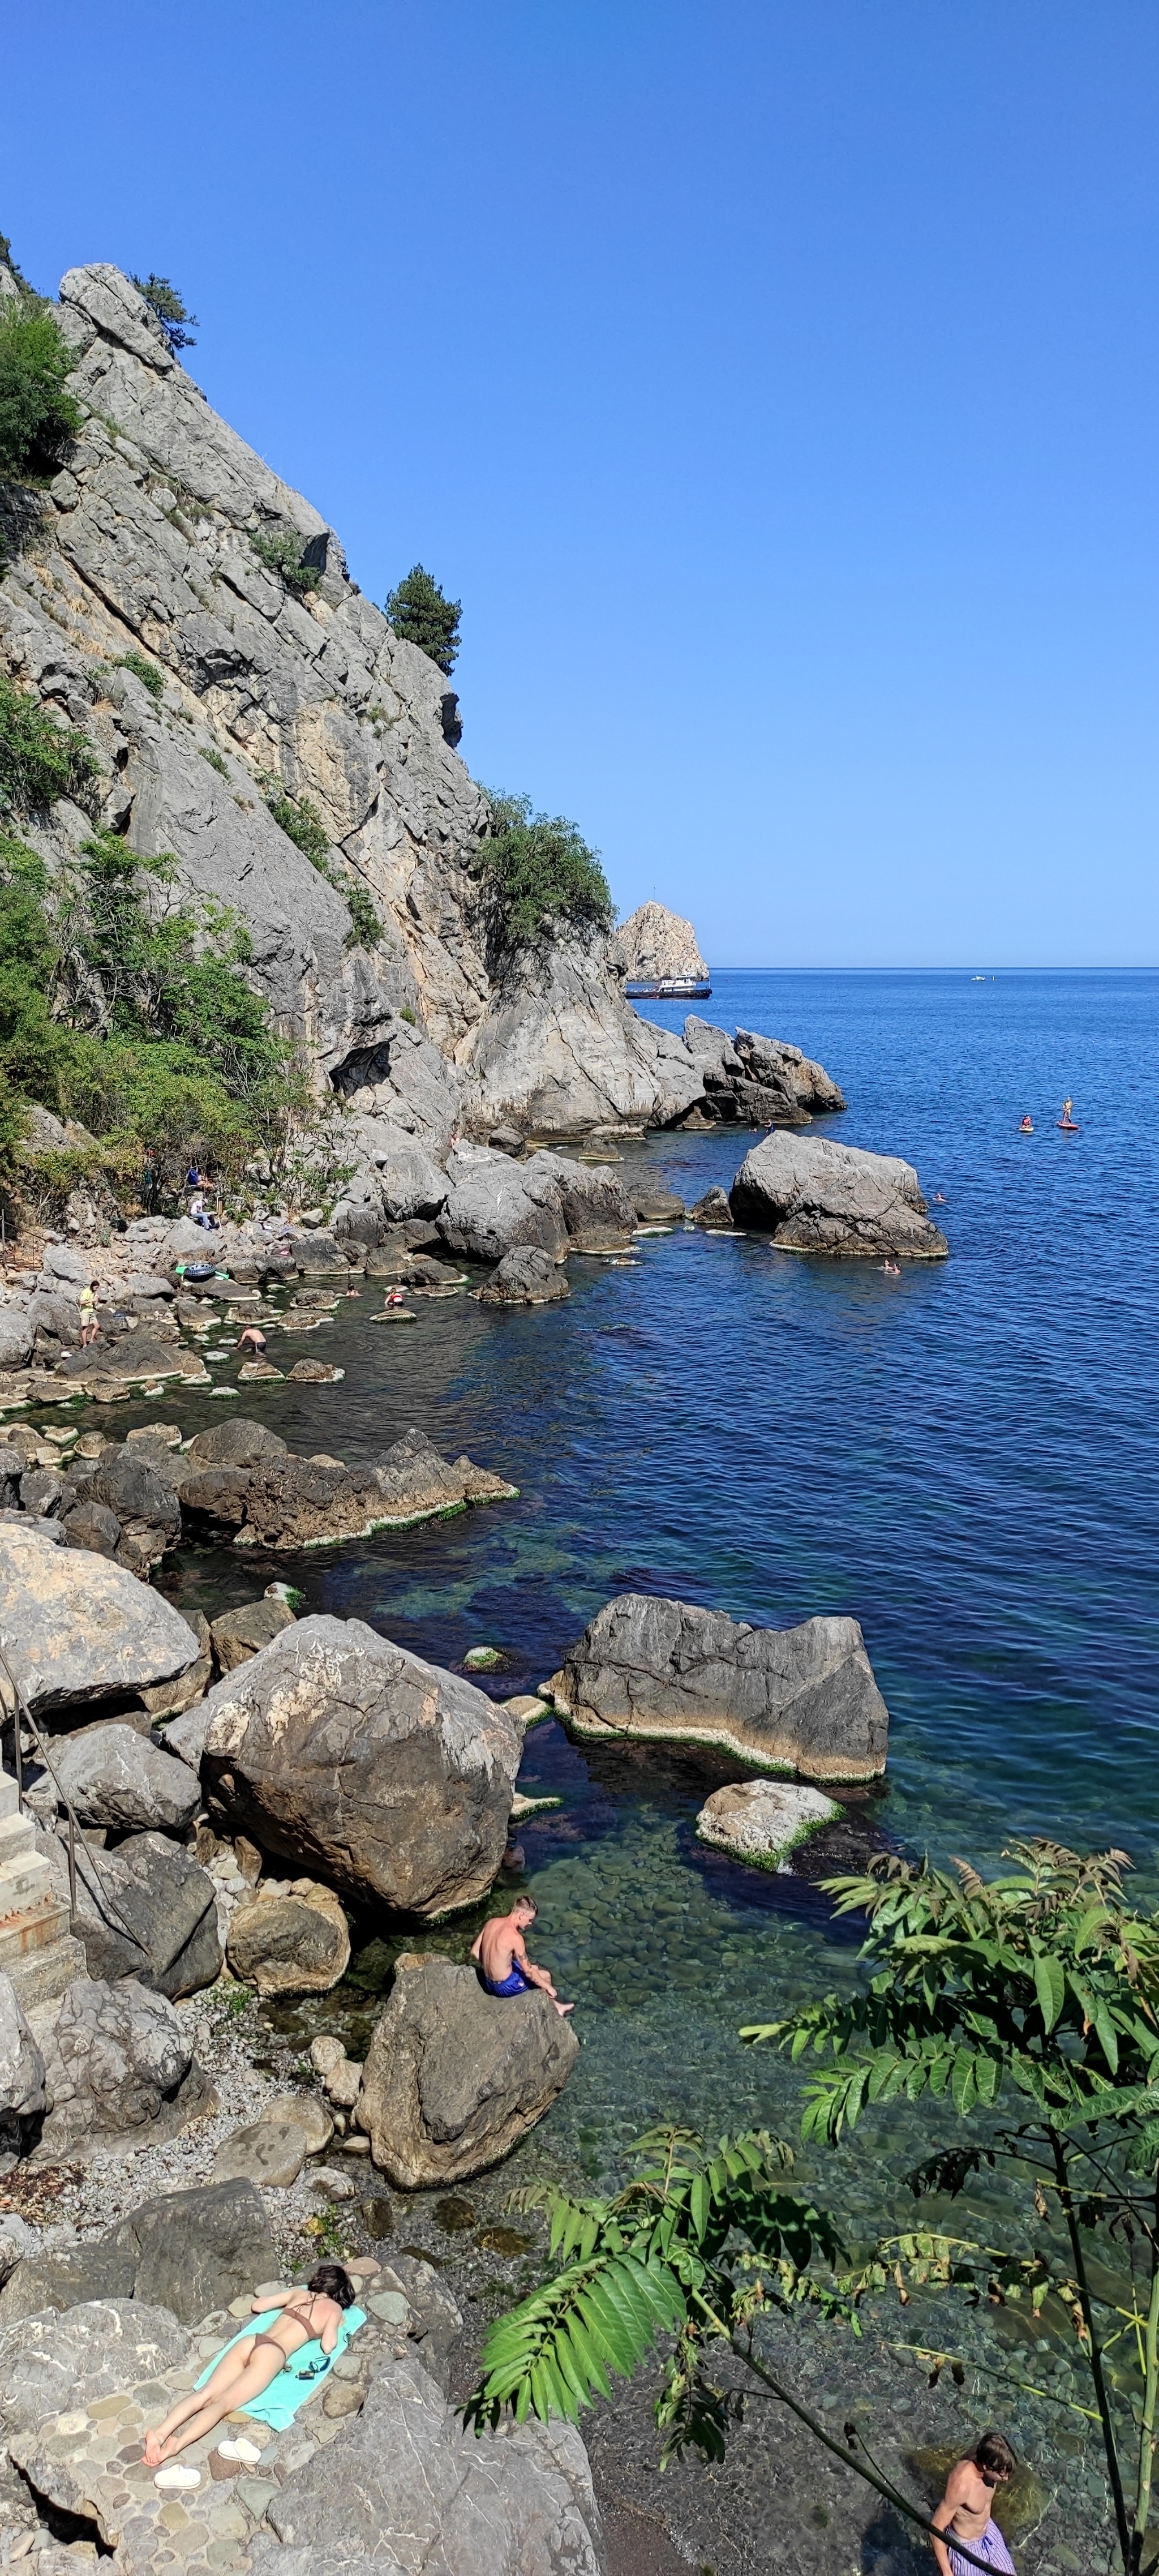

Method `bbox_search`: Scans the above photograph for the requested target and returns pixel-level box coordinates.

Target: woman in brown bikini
[142,2264,357,2467]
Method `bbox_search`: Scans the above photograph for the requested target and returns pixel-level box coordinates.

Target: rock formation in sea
[615,900,709,982]
[729,1130,949,1258]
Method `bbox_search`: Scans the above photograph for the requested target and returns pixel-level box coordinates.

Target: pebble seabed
[3,1201,1126,2576]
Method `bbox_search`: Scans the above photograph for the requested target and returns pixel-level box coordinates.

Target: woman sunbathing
[143,2263,358,2470]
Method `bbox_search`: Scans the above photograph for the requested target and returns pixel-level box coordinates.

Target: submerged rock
[729,1131,948,1259]
[202,1615,522,1915]
[557,1593,889,1782]
[696,1777,842,1868]
[357,1953,579,2185]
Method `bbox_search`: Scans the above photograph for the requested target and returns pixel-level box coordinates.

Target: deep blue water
[164,968,1159,2171]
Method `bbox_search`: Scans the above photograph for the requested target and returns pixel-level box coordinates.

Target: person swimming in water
[930,2427,1017,2575]
[142,2264,359,2470]
[470,1895,574,2017]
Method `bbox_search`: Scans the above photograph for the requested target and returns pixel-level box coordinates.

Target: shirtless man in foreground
[931,2429,1017,2575]
[471,1895,574,2016]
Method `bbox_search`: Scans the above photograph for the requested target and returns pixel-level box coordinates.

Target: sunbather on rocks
[143,2264,357,2471]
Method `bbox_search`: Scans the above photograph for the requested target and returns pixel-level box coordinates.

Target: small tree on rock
[130,276,198,357]
[384,565,461,675]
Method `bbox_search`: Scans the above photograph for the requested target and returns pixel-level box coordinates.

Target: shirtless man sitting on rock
[470,1895,574,2016]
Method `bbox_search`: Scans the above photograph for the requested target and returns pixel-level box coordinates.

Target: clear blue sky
[4,3,1157,966]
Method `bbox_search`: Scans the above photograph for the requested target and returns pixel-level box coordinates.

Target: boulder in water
[479,1246,570,1306]
[557,1592,889,1782]
[696,1777,842,1867]
[729,1131,947,1259]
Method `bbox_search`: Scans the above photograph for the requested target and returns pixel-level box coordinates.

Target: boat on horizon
[625,976,712,999]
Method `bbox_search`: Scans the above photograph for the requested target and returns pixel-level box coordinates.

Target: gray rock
[0,2297,188,2434]
[265,2089,333,2154]
[0,1970,46,2134]
[89,1444,182,1569]
[616,901,707,982]
[0,1521,201,1716]
[630,1185,686,1222]
[357,1952,578,2187]
[0,1316,32,1371]
[689,1184,734,1229]
[61,1496,123,1557]
[558,1593,890,1782]
[226,1881,351,1995]
[478,1245,570,1306]
[0,2178,278,2329]
[210,1593,297,1670]
[528,1151,637,1248]
[158,1696,212,1773]
[735,1027,846,1111]
[183,1424,514,1551]
[38,1975,201,2159]
[379,2253,461,2391]
[184,1416,289,1469]
[203,1616,521,1915]
[367,1139,449,1221]
[729,1130,948,1259]
[0,2214,40,2286]
[695,1777,842,1867]
[463,925,703,1138]
[436,1142,569,1265]
[59,1829,223,1995]
[211,2117,308,2187]
[50,1721,200,1833]
[18,1466,72,1518]
[257,2342,605,2575]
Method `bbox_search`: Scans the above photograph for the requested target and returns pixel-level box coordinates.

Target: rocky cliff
[615,900,708,982]
[0,263,699,1158]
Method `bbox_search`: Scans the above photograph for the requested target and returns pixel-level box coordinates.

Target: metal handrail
[0,1632,149,1952]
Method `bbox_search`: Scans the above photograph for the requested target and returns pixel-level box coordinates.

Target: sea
[164,966,1159,2192]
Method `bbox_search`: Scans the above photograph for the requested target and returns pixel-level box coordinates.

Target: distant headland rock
[615,901,709,983]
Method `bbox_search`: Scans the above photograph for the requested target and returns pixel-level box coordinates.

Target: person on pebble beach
[471,1895,574,2017]
[930,2429,1018,2575]
[143,2265,360,2472]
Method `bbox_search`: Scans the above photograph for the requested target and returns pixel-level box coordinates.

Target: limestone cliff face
[0,263,698,1154]
[615,901,708,983]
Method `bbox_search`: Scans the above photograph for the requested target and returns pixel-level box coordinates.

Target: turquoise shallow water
[155,968,1159,2218]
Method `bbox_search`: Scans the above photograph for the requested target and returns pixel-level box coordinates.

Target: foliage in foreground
[473,791,613,950]
[129,275,198,358]
[385,564,461,675]
[466,2127,1002,2569]
[0,294,82,485]
[747,1841,1159,2576]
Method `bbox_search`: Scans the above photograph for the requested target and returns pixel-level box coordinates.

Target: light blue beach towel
[195,2303,366,2432]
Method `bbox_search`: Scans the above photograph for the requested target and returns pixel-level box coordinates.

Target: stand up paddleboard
[1058,1120,1079,1131]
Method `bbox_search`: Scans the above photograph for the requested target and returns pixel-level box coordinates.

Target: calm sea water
[162,968,1159,2198]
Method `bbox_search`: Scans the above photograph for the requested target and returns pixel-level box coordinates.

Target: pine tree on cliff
[129,276,198,357]
[385,566,461,675]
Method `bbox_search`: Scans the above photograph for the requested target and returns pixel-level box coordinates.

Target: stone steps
[0,1768,85,2008]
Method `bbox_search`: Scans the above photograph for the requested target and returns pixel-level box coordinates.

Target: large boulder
[462,923,704,1137]
[0,1970,46,2142]
[37,1975,211,2160]
[557,1594,889,1782]
[59,1830,223,1996]
[211,1593,297,1670]
[255,2345,606,2576]
[0,1521,201,1717]
[436,1142,568,1264]
[733,1028,846,1113]
[357,1953,578,2186]
[368,1139,449,1221]
[617,900,708,982]
[0,2179,278,2329]
[478,1245,570,1307]
[202,1615,522,1915]
[227,1880,351,1995]
[0,1315,32,1373]
[50,1721,200,1833]
[728,1131,948,1259]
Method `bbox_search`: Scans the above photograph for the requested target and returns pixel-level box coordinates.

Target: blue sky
[4,3,1157,966]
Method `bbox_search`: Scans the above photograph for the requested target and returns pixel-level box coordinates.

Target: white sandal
[217,2437,264,2464]
[153,2464,203,2491]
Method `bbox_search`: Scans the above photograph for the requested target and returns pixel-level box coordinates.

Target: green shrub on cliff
[384,565,461,675]
[264,784,383,951]
[474,791,613,948]
[0,297,82,483]
[0,828,304,1191]
[0,676,100,817]
[250,528,321,597]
